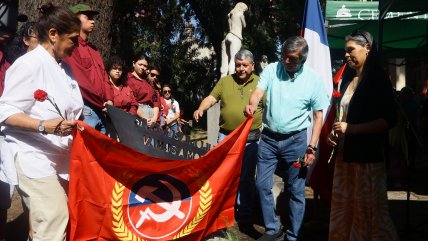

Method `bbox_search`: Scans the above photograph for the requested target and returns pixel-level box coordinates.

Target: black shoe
[238,222,261,239]
[256,230,284,241]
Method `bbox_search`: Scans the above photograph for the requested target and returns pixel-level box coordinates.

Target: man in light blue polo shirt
[245,36,329,241]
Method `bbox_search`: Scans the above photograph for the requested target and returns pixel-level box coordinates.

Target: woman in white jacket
[0,3,83,241]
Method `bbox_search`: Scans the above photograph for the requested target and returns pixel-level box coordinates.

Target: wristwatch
[307,144,317,155]
[38,120,47,134]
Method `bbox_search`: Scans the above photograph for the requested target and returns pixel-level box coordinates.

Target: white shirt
[164,99,180,120]
[0,45,83,180]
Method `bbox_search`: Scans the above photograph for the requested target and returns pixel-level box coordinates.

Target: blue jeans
[218,132,258,218]
[168,122,179,138]
[82,105,106,134]
[256,130,307,241]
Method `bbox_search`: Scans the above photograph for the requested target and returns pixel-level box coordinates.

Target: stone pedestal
[207,102,220,146]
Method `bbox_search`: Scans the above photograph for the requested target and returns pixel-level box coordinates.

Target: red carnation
[293,157,304,168]
[33,89,65,119]
[332,90,342,98]
[34,89,48,102]
[293,161,302,168]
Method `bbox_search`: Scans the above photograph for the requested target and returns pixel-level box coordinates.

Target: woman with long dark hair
[327,30,399,241]
[127,54,160,126]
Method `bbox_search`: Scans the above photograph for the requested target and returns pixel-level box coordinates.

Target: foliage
[19,1,324,119]
[111,0,306,118]
[111,0,218,118]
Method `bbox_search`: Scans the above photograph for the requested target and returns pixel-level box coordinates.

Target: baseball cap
[69,4,99,15]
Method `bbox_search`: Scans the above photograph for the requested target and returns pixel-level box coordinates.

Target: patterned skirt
[328,150,399,241]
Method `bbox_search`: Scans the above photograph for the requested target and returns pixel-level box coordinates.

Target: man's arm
[304,109,323,166]
[309,110,323,147]
[193,95,217,122]
[244,87,264,116]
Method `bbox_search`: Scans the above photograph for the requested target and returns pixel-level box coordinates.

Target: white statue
[220,2,248,77]
[257,54,268,74]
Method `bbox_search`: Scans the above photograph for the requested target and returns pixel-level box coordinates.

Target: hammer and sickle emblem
[135,180,185,228]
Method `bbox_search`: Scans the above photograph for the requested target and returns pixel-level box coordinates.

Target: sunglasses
[163,90,171,94]
[351,30,370,45]
[150,73,159,77]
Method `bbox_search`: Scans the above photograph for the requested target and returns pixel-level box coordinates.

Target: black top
[339,63,397,163]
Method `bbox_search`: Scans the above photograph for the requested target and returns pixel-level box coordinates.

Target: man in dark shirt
[63,4,114,134]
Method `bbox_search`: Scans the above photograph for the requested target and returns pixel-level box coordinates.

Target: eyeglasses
[150,73,159,77]
[282,55,301,64]
[163,90,171,94]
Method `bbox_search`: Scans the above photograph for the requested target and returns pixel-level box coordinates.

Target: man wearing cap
[63,4,114,134]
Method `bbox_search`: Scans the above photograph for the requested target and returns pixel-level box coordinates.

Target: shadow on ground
[5,156,428,241]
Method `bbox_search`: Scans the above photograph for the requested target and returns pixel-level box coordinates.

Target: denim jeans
[218,132,258,218]
[256,130,307,241]
[168,122,179,138]
[82,105,106,134]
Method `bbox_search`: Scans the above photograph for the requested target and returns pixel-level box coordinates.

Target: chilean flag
[301,0,333,181]
[301,0,333,98]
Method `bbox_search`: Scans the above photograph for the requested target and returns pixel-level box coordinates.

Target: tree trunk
[18,0,113,60]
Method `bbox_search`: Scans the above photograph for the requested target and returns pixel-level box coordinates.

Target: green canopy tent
[326,0,428,59]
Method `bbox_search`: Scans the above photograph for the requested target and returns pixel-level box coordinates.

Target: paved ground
[4,129,428,240]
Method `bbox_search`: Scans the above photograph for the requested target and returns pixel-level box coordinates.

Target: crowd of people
[0,2,424,241]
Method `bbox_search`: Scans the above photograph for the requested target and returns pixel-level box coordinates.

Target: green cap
[69,4,99,15]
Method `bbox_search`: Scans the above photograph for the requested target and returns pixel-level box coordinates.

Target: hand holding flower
[34,89,77,136]
[45,117,77,136]
[34,89,65,119]
[327,131,338,147]
[304,151,316,167]
[332,122,349,135]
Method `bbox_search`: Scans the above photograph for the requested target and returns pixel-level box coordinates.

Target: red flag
[309,64,346,205]
[68,117,253,241]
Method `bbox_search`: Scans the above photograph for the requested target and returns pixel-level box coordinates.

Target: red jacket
[111,83,138,115]
[0,50,11,96]
[126,73,160,108]
[63,36,114,109]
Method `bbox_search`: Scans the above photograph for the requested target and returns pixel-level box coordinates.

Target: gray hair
[235,49,254,63]
[281,36,309,63]
[345,30,373,47]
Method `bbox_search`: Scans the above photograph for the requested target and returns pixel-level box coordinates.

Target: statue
[256,54,269,74]
[220,2,248,77]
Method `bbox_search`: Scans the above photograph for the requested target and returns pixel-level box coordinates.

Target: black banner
[106,105,210,160]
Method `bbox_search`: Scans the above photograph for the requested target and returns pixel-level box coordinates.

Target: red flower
[293,161,302,168]
[332,90,342,98]
[293,157,304,168]
[33,89,65,119]
[34,89,48,102]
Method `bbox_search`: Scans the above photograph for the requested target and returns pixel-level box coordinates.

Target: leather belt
[261,128,306,140]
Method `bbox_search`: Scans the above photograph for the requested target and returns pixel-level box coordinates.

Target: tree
[18,0,113,60]
[110,0,218,118]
